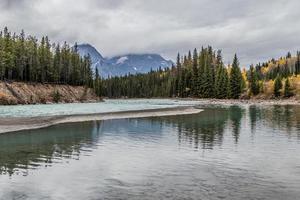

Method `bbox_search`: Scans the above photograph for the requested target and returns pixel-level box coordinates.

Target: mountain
[77,44,173,78]
[76,44,106,66]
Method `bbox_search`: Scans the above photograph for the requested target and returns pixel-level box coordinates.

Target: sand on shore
[0,106,202,134]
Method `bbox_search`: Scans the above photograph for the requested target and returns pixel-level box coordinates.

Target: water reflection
[249,105,300,135]
[229,106,244,143]
[157,107,232,149]
[249,105,262,133]
[0,121,103,176]
[0,105,299,176]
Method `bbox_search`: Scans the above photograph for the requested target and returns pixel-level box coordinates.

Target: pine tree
[0,33,5,80]
[223,68,229,98]
[249,65,260,95]
[284,78,293,98]
[3,27,15,80]
[197,47,206,96]
[283,61,289,78]
[44,36,53,82]
[229,54,243,99]
[296,51,300,75]
[215,51,229,99]
[274,75,282,97]
[176,53,181,71]
[94,67,101,96]
[187,50,192,68]
[215,66,226,98]
[84,54,93,87]
[53,44,61,83]
[202,59,214,98]
[27,36,39,82]
[175,53,181,96]
[60,42,70,83]
[15,30,26,81]
[38,36,46,82]
[192,48,199,96]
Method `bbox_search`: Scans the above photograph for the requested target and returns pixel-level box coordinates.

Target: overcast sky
[0,0,299,67]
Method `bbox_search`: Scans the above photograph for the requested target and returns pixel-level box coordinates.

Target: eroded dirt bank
[0,81,101,105]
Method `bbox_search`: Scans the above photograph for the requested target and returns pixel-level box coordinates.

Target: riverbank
[112,97,300,106]
[0,106,202,134]
[172,97,300,106]
[0,81,101,105]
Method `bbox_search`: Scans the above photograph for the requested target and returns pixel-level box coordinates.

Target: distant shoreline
[0,106,202,134]
[171,98,300,106]
[105,97,300,106]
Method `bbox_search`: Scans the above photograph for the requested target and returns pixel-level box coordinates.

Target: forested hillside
[99,47,300,100]
[0,27,93,87]
[1,27,299,101]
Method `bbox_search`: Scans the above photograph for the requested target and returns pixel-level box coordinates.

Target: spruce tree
[3,27,14,80]
[202,59,214,98]
[0,36,5,79]
[274,75,282,97]
[94,68,101,96]
[229,54,242,99]
[175,53,181,95]
[198,47,206,96]
[187,50,192,68]
[44,36,53,82]
[176,53,181,71]
[53,44,61,83]
[249,65,260,95]
[215,51,229,99]
[192,48,199,96]
[284,78,293,98]
[296,51,300,75]
[215,66,228,99]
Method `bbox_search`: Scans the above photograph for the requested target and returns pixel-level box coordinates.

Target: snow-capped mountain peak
[77,44,173,78]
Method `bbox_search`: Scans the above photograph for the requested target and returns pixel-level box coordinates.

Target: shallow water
[0,99,198,118]
[0,104,300,200]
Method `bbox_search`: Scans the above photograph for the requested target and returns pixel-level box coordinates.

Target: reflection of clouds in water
[0,105,300,200]
[0,105,300,177]
[0,121,102,176]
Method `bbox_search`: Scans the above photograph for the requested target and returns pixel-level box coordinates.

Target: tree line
[1,27,298,99]
[100,47,300,99]
[0,27,93,87]
[99,46,245,99]
[247,51,300,98]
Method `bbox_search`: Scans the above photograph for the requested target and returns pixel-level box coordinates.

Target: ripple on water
[0,104,300,199]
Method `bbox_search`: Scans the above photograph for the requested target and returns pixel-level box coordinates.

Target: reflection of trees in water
[3,105,297,176]
[249,105,300,136]
[229,106,243,143]
[0,121,103,176]
[158,107,237,149]
[157,106,245,149]
[249,105,262,134]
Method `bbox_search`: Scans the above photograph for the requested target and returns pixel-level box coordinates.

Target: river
[0,101,299,200]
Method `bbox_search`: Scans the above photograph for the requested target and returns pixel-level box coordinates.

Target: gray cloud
[0,0,299,67]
